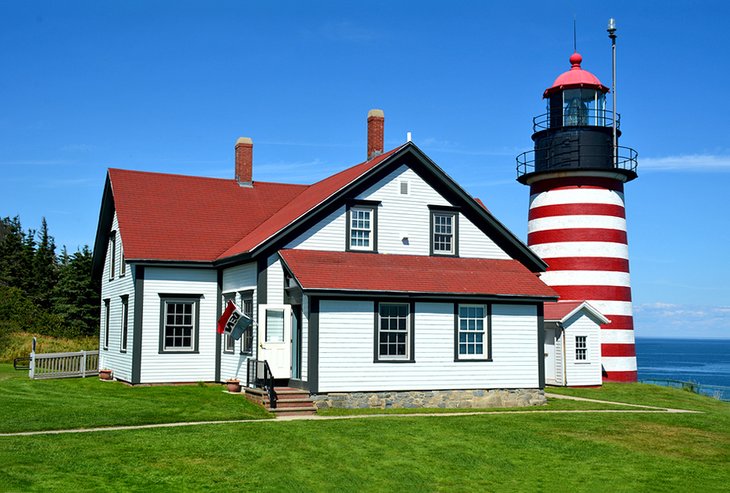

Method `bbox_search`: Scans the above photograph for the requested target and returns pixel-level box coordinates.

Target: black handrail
[532,109,621,132]
[261,360,277,409]
[245,358,277,409]
[516,144,638,178]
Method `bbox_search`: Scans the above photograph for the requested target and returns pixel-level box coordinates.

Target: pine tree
[33,218,58,310]
[53,246,100,336]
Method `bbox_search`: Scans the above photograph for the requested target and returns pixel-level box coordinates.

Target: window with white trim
[349,206,374,251]
[108,232,116,280]
[102,298,110,350]
[457,304,487,359]
[159,295,201,353]
[120,295,128,352]
[377,303,411,361]
[431,211,457,255]
[222,293,235,354]
[576,336,587,361]
[240,291,254,355]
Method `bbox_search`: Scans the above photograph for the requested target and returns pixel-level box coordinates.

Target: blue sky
[1,1,728,338]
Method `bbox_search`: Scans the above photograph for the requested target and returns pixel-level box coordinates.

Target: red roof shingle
[279,249,558,298]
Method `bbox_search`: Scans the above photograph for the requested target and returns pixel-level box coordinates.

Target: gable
[286,163,511,260]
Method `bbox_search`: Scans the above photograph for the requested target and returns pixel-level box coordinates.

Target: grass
[0,331,98,363]
[0,366,728,492]
[0,364,271,433]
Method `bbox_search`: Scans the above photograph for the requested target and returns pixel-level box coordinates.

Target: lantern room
[516,52,637,184]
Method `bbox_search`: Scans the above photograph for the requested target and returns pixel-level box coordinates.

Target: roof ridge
[108,167,308,189]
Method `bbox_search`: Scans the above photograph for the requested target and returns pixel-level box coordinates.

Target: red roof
[109,169,307,262]
[544,52,609,98]
[108,147,403,263]
[279,249,558,298]
[544,301,609,324]
[218,146,403,259]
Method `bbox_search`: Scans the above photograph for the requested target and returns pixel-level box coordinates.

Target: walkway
[0,393,700,438]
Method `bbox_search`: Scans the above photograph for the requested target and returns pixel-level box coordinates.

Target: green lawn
[0,365,728,492]
[0,364,271,433]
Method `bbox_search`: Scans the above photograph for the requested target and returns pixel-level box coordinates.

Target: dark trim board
[131,265,145,384]
[307,298,319,394]
[215,271,223,382]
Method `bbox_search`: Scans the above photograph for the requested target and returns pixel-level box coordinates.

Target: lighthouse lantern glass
[561,88,605,127]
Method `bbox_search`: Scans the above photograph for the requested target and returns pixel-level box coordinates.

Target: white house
[92,110,560,408]
[543,301,608,387]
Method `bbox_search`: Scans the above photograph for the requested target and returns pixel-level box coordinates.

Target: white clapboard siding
[285,164,509,259]
[140,267,218,383]
[317,300,539,392]
[219,262,258,382]
[286,206,346,251]
[266,255,285,305]
[99,212,135,382]
[563,313,602,386]
[300,295,309,381]
[554,329,565,386]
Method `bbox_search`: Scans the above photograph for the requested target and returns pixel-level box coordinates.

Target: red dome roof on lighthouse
[543,52,609,98]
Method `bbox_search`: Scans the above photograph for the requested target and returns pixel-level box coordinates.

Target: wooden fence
[30,350,99,380]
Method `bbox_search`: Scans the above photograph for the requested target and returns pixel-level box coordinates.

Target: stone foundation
[312,388,546,410]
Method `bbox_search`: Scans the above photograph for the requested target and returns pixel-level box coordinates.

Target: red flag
[217,300,237,334]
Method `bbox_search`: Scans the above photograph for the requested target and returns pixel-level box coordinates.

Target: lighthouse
[516,50,639,382]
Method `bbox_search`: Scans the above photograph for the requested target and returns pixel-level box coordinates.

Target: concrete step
[270,406,318,417]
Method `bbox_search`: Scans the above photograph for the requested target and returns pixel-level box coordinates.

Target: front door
[544,327,556,385]
[258,304,292,378]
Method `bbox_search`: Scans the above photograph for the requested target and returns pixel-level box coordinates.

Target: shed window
[576,336,587,361]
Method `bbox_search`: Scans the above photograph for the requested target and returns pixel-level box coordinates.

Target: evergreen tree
[0,216,31,290]
[33,218,58,309]
[52,246,99,336]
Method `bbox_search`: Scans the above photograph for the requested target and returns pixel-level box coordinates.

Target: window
[120,250,126,277]
[576,336,587,361]
[430,208,458,256]
[240,291,254,355]
[265,309,285,342]
[222,293,235,354]
[159,294,201,353]
[457,304,488,360]
[120,295,128,352]
[346,202,378,252]
[108,231,116,280]
[376,303,413,362]
[102,299,110,350]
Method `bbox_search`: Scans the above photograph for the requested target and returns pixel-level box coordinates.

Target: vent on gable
[400,181,409,195]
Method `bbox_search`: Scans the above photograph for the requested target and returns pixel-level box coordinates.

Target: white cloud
[641,154,730,171]
[634,302,730,339]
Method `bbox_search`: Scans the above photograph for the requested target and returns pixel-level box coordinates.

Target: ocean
[636,338,730,400]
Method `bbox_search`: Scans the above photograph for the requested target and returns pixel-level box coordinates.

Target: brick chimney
[235,137,253,186]
[367,109,384,160]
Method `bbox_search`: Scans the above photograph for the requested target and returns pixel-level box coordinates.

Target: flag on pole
[216,300,252,341]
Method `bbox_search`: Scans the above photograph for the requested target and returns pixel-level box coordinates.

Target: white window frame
[222,293,236,354]
[457,304,488,360]
[159,294,201,354]
[575,335,587,361]
[431,210,457,256]
[102,298,110,350]
[376,302,412,362]
[240,291,254,355]
[108,231,116,281]
[348,206,374,251]
[120,295,128,353]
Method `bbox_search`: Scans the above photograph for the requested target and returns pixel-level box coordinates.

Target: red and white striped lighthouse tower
[517,51,639,382]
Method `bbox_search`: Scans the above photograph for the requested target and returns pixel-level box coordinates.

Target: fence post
[81,351,87,378]
[29,337,36,379]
